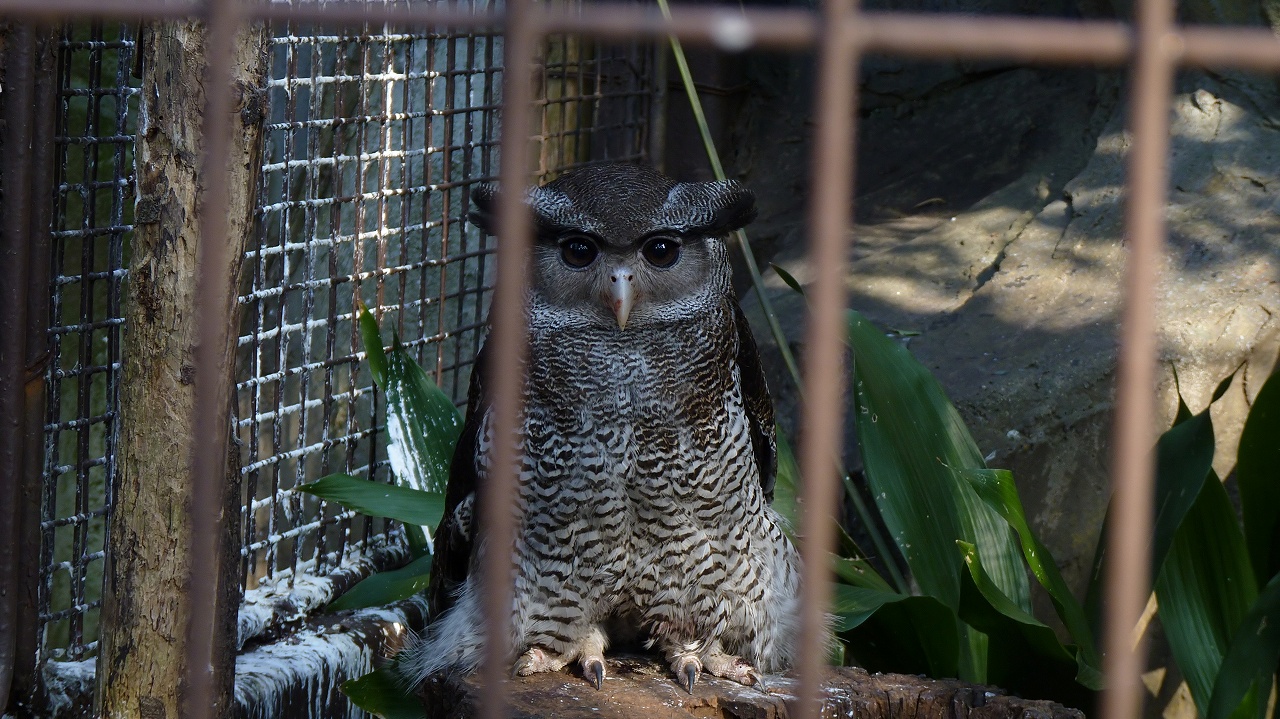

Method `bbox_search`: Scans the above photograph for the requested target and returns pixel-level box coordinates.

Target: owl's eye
[559,237,599,269]
[641,237,680,268]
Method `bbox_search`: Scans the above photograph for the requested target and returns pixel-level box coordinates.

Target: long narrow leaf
[341,666,424,719]
[357,305,463,496]
[1155,471,1259,717]
[296,474,445,528]
[1085,382,1223,624]
[961,468,1100,671]
[847,310,1030,614]
[1208,573,1280,719]
[772,425,800,534]
[834,583,961,679]
[957,542,1099,707]
[1238,370,1280,584]
[329,555,434,611]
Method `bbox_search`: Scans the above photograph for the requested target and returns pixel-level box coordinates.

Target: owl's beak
[608,267,635,330]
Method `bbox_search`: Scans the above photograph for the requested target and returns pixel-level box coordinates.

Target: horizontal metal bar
[7,0,1280,72]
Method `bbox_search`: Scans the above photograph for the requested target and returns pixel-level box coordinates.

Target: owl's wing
[733,301,778,502]
[426,338,489,618]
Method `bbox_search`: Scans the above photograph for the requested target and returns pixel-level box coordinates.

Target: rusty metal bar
[1101,0,1177,717]
[186,0,241,716]
[0,23,39,715]
[0,1,1276,72]
[795,0,860,716]
[479,0,539,717]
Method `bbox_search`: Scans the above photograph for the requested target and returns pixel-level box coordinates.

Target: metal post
[794,0,860,716]
[479,0,539,715]
[0,23,38,715]
[1101,0,1177,718]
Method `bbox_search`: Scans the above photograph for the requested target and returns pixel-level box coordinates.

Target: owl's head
[470,163,756,330]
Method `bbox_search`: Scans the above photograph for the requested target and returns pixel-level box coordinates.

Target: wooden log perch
[422,656,1084,719]
[96,18,269,719]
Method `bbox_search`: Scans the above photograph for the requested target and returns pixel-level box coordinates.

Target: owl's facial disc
[607,267,635,330]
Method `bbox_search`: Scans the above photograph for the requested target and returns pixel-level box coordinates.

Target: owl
[397,163,801,694]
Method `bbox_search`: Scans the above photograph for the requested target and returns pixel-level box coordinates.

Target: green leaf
[357,305,463,497]
[957,542,1099,707]
[847,310,1030,615]
[1155,471,1259,717]
[1238,370,1280,584]
[770,263,806,296]
[1085,389,1220,625]
[961,468,1101,672]
[833,556,893,592]
[1208,573,1280,719]
[329,554,434,611]
[834,583,961,679]
[296,474,445,528]
[772,424,800,533]
[341,666,424,719]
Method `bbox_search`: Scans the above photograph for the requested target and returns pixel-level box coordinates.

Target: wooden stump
[422,655,1085,719]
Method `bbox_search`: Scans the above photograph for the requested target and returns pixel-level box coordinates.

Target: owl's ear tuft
[467,182,500,235]
[663,180,758,236]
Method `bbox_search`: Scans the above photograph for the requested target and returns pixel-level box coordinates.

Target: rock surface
[422,656,1084,719]
[743,74,1280,598]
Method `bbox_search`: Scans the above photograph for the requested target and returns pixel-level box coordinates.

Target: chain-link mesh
[234,14,656,599]
[29,4,654,686]
[37,23,137,666]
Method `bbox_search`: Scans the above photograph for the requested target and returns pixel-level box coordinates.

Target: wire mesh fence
[37,22,136,668]
[233,12,658,611]
[24,7,657,708]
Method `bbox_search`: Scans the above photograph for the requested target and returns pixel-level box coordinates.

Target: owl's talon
[669,655,702,694]
[583,657,605,690]
[683,663,699,693]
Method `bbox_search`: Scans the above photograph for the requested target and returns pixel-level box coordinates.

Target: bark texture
[95,19,270,719]
[423,656,1085,719]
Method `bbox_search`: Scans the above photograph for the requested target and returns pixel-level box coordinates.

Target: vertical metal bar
[11,25,59,712]
[186,0,240,715]
[480,0,538,715]
[1,23,38,714]
[1101,0,1176,718]
[795,0,859,717]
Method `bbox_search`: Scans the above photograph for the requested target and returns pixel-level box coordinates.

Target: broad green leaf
[1085,386,1221,625]
[847,310,1030,615]
[777,426,889,589]
[1208,573,1280,719]
[957,542,1099,707]
[357,305,463,497]
[1238,370,1280,584]
[834,583,961,679]
[341,666,424,719]
[833,556,893,592]
[772,425,800,532]
[296,474,445,528]
[329,554,434,611]
[961,468,1100,671]
[1155,471,1259,718]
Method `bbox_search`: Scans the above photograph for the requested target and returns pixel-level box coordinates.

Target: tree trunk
[95,19,269,719]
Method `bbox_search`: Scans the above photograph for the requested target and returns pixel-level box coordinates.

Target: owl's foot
[575,629,608,690]
[703,648,765,691]
[512,646,566,678]
[514,630,608,690]
[668,653,702,694]
[582,656,605,690]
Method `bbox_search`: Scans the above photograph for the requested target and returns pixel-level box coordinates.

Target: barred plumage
[397,163,802,692]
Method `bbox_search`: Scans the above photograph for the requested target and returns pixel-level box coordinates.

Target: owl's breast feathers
[426,294,777,619]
